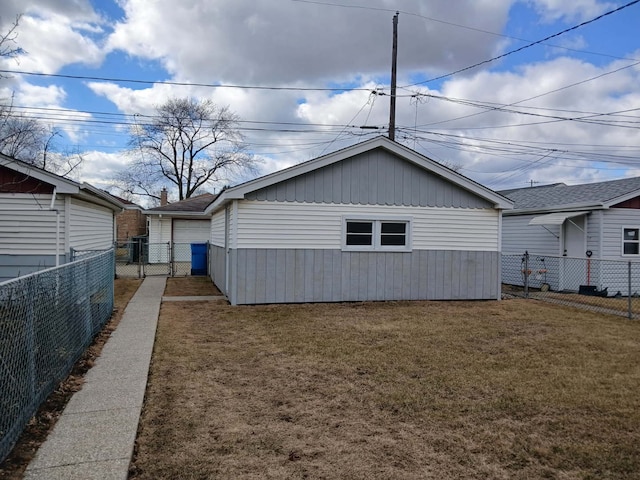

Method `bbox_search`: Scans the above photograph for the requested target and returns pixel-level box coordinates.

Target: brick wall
[116,208,147,241]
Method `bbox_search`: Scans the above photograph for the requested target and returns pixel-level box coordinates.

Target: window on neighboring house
[623,227,640,255]
[343,218,411,251]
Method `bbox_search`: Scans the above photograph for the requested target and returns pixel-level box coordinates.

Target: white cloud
[525,0,616,22]
[106,0,512,85]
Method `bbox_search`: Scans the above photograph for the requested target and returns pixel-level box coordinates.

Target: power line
[292,0,638,62]
[401,0,640,88]
[0,69,375,93]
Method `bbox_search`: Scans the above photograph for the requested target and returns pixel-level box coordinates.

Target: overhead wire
[400,0,640,88]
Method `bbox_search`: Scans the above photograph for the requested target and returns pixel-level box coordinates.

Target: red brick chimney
[160,188,168,206]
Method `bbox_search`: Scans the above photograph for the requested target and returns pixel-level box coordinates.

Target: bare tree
[0,15,24,73]
[117,97,256,203]
[0,114,47,159]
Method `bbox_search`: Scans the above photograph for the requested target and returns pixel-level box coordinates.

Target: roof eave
[204,137,513,212]
[0,154,80,194]
[504,202,605,216]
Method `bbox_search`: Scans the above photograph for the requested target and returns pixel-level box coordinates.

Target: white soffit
[528,211,589,226]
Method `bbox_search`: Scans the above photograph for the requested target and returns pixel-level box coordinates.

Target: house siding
[211,209,225,247]
[69,198,114,251]
[0,254,64,282]
[0,194,66,254]
[245,149,492,208]
[502,214,561,255]
[601,208,640,260]
[224,248,499,305]
[210,244,226,295]
[235,201,499,251]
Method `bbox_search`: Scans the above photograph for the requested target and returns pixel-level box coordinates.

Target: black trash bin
[190,243,208,276]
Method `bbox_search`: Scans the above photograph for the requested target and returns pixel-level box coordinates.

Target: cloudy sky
[0,0,639,201]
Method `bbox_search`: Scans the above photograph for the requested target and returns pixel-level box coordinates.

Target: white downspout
[49,188,61,267]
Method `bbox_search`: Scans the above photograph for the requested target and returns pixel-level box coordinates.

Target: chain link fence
[115,240,207,278]
[0,250,115,462]
[503,252,640,319]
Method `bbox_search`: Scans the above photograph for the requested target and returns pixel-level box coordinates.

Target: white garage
[173,219,211,261]
[145,193,216,264]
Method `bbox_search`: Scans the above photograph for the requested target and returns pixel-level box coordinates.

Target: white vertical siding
[148,216,171,263]
[69,198,114,250]
[502,214,561,255]
[0,194,66,255]
[148,216,172,244]
[211,209,225,246]
[234,201,500,251]
[601,208,640,260]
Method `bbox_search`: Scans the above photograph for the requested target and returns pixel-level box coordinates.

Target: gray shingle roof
[145,193,217,213]
[498,177,640,211]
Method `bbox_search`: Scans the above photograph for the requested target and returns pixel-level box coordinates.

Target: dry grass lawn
[131,296,640,479]
[163,276,221,296]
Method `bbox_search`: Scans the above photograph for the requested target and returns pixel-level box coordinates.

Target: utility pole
[389,11,399,141]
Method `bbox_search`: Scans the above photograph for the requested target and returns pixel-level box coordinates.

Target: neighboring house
[500,177,640,293]
[205,136,513,305]
[145,192,216,262]
[114,197,147,242]
[0,153,123,282]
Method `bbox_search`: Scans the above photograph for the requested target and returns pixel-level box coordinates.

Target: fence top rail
[0,248,114,288]
[503,253,640,265]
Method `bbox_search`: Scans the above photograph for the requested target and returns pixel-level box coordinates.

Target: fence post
[524,251,529,298]
[26,278,36,405]
[629,262,632,320]
[137,239,142,279]
[169,241,174,277]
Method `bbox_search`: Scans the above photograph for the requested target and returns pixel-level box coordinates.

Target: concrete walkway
[24,277,166,480]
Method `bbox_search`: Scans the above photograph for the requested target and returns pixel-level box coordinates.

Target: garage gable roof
[205,136,512,213]
[500,176,640,213]
[0,153,123,211]
[145,193,217,216]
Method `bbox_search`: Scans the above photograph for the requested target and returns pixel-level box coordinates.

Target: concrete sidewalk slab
[24,276,166,480]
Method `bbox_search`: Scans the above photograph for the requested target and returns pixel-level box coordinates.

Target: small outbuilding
[145,193,216,262]
[0,153,123,281]
[205,136,513,305]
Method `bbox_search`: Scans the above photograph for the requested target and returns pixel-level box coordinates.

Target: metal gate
[114,241,207,278]
[115,241,171,278]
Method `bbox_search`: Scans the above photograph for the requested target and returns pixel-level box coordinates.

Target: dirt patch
[0,278,142,480]
[130,299,640,479]
[164,276,221,296]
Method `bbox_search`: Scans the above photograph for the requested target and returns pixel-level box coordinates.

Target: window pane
[624,228,639,241]
[624,242,639,255]
[347,221,373,234]
[347,234,373,245]
[381,234,406,246]
[381,222,406,234]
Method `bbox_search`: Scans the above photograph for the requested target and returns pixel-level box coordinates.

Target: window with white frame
[623,227,640,255]
[343,218,411,251]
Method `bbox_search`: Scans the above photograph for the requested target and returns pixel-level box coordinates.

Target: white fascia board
[204,136,513,213]
[0,154,79,194]
[602,189,640,208]
[144,210,211,218]
[504,203,604,216]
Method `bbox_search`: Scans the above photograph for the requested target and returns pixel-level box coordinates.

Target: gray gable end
[245,148,492,208]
